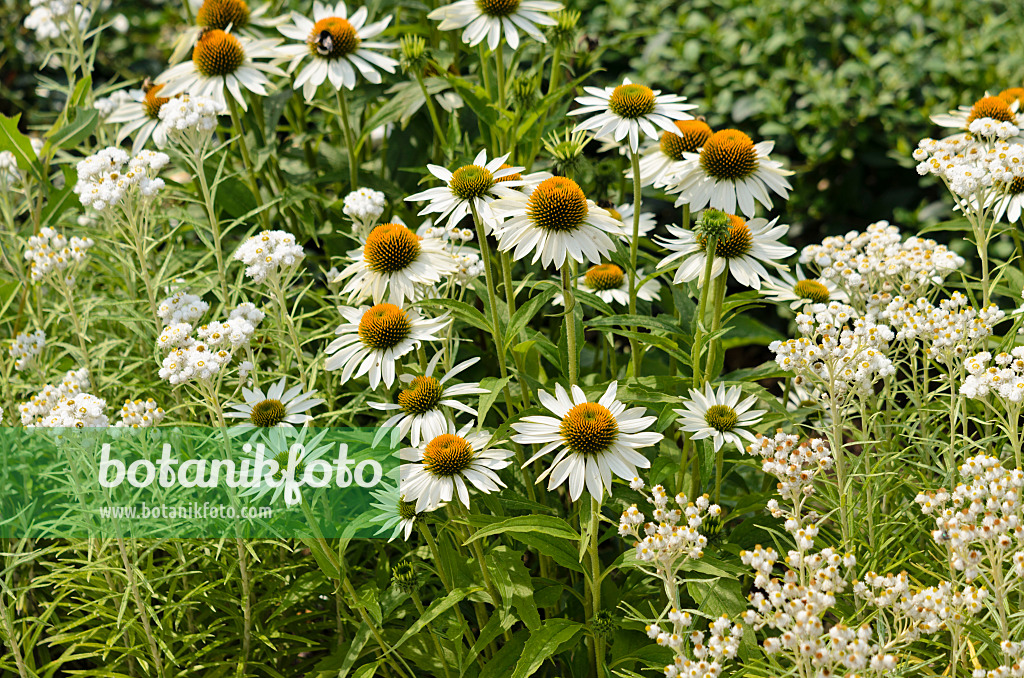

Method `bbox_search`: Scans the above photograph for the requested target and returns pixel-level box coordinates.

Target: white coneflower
[603,201,657,239]
[663,129,793,217]
[760,264,847,310]
[241,425,333,505]
[370,354,487,445]
[405,151,531,232]
[277,1,398,100]
[169,0,286,63]
[992,176,1024,224]
[628,119,713,188]
[334,222,458,304]
[931,95,1021,132]
[105,81,175,152]
[554,263,660,307]
[324,303,449,388]
[512,381,663,501]
[427,0,563,50]
[160,28,285,111]
[224,377,324,430]
[674,383,765,454]
[370,482,427,541]
[569,78,697,153]
[656,214,794,290]
[491,176,624,269]
[400,421,512,511]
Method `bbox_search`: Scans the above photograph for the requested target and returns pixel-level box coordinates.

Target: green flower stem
[116,536,166,678]
[188,145,231,305]
[0,579,28,678]
[409,590,452,678]
[586,498,605,678]
[413,71,446,162]
[472,206,517,416]
[418,523,483,666]
[55,274,97,395]
[336,88,360,188]
[499,250,531,409]
[627,150,643,377]
[702,271,728,385]
[561,264,578,385]
[690,238,718,388]
[122,208,159,330]
[270,273,304,374]
[225,96,270,230]
[827,388,851,549]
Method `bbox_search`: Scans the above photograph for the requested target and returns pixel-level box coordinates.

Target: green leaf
[417,297,492,333]
[504,284,559,352]
[509,619,585,678]
[465,515,580,544]
[40,167,77,228]
[445,76,498,128]
[487,546,541,631]
[0,114,43,181]
[386,586,483,657]
[47,108,99,150]
[722,315,784,350]
[477,376,511,425]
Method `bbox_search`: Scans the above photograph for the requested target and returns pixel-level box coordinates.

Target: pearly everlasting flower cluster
[769,301,895,399]
[855,574,984,638]
[233,230,305,284]
[156,303,261,385]
[157,288,209,325]
[915,454,1024,580]
[159,342,233,386]
[197,304,265,349]
[115,398,166,428]
[73,148,168,211]
[914,135,1024,199]
[0,151,20,187]
[961,349,1024,403]
[618,484,720,567]
[94,89,134,119]
[646,615,742,678]
[18,368,91,426]
[800,221,964,311]
[419,224,483,285]
[34,392,108,428]
[24,227,93,282]
[745,431,832,501]
[881,293,1004,363]
[343,188,387,234]
[9,330,45,371]
[23,0,90,41]
[157,94,224,145]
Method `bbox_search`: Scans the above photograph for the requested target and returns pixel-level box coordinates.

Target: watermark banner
[0,426,400,538]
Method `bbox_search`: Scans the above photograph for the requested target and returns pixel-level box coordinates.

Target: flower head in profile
[674,383,765,454]
[405,150,533,232]
[931,94,1021,132]
[761,264,847,310]
[325,303,449,388]
[160,28,285,111]
[427,0,563,50]
[656,213,794,289]
[400,421,512,511]
[240,424,334,505]
[370,481,430,541]
[370,354,487,445]
[629,119,713,188]
[225,377,324,431]
[278,1,398,100]
[513,382,663,501]
[334,222,458,305]
[104,81,176,152]
[554,263,660,307]
[992,175,1024,224]
[492,176,624,269]
[570,78,697,153]
[664,129,793,217]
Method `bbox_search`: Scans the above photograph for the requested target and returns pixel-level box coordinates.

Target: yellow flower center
[1010,176,1024,195]
[999,88,1024,106]
[364,223,422,274]
[696,214,753,258]
[608,83,657,119]
[660,120,713,160]
[496,163,522,183]
[560,402,619,455]
[250,398,286,427]
[143,83,170,120]
[967,96,1014,124]
[398,499,418,519]
[398,376,443,414]
[193,29,245,77]
[358,303,412,349]
[308,17,361,59]
[527,176,589,232]
[449,164,496,200]
[423,433,474,476]
[704,404,738,433]
[584,263,625,291]
[475,0,521,18]
[699,129,758,180]
[196,0,250,30]
[270,450,305,480]
[793,279,830,303]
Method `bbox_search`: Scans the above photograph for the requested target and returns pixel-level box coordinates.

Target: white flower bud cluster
[854,574,983,637]
[421,223,475,243]
[32,392,108,428]
[24,227,93,282]
[343,188,386,232]
[915,454,1024,580]
[649,615,742,678]
[73,148,168,211]
[233,230,305,284]
[961,349,1024,403]
[159,342,233,385]
[196,305,264,350]
[745,431,832,501]
[453,249,485,284]
[769,302,895,398]
[18,368,90,426]
[9,330,45,371]
[155,303,261,381]
[415,221,483,285]
[967,118,1021,140]
[157,288,209,325]
[618,485,720,566]
[157,94,224,143]
[24,0,90,41]
[799,221,964,308]
[156,323,194,353]
[0,151,20,187]
[93,89,133,119]
[115,398,165,428]
[881,293,1004,364]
